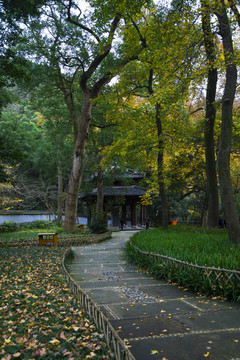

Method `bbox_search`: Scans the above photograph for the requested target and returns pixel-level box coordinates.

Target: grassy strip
[125,226,240,302]
[0,247,114,360]
[127,226,240,269]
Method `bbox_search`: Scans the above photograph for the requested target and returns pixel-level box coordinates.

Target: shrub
[20,220,51,229]
[89,216,107,234]
[0,221,18,233]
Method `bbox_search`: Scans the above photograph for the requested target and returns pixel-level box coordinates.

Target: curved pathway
[68,231,240,360]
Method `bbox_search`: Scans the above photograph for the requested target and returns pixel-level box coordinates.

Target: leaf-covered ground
[0,247,114,360]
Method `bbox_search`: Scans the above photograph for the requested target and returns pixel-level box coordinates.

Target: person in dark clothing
[120,218,124,230]
[219,218,226,228]
[146,217,149,229]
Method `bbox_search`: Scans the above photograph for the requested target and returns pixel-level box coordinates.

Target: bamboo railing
[0,231,112,248]
[62,248,135,360]
[134,246,240,292]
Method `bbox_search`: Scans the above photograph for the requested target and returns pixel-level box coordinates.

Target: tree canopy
[0,0,240,241]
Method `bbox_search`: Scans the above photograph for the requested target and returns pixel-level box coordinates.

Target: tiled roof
[80,186,147,198]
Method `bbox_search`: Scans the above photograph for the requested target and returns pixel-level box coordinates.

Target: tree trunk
[156,102,168,230]
[64,92,92,232]
[57,147,63,227]
[216,1,240,243]
[201,0,219,227]
[201,192,208,227]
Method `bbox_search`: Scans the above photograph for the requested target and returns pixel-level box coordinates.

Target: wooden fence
[0,231,112,248]
[134,246,240,293]
[62,248,136,360]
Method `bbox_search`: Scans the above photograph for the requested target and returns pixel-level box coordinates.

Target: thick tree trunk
[57,14,126,233]
[216,2,240,243]
[156,102,168,230]
[64,93,92,232]
[201,1,219,227]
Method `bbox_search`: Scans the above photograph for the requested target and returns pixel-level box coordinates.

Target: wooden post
[131,202,137,226]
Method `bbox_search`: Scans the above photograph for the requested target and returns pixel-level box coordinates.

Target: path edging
[62,247,136,360]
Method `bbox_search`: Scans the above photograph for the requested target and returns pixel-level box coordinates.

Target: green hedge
[88,216,108,234]
[0,221,18,233]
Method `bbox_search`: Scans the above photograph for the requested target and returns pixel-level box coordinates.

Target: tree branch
[190,107,204,115]
[91,52,139,97]
[65,0,101,43]
[148,68,154,94]
[228,0,240,28]
[90,123,117,128]
[80,15,121,92]
[131,17,147,48]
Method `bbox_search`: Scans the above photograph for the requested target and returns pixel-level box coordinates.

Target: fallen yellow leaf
[13,353,21,358]
[49,339,60,345]
[4,336,12,344]
[72,326,80,331]
[151,350,159,355]
[204,352,210,357]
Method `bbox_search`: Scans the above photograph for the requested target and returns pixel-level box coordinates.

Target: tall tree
[100,3,202,229]
[148,69,169,229]
[201,0,219,227]
[18,0,150,232]
[215,0,240,242]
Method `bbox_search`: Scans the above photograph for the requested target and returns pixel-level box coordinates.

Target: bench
[38,232,58,247]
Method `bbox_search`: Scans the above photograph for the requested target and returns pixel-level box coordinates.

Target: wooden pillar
[122,204,127,224]
[104,203,108,222]
[140,205,146,225]
[87,206,91,226]
[111,206,120,227]
[131,202,137,226]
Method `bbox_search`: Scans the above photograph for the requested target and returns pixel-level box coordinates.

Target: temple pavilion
[79,170,149,228]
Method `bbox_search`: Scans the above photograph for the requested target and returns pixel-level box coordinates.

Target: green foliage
[20,220,51,229]
[1,0,47,20]
[0,0,239,236]
[0,221,18,233]
[126,227,240,301]
[89,215,108,234]
[0,96,73,212]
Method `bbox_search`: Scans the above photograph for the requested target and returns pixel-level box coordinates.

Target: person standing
[146,217,149,229]
[120,218,124,230]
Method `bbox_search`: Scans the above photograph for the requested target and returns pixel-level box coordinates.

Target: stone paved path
[67,231,240,360]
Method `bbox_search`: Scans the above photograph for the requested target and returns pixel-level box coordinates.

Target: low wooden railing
[0,231,112,247]
[62,248,135,360]
[133,246,240,294]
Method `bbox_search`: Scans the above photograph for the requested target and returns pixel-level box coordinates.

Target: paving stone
[174,308,240,332]
[82,287,131,304]
[127,330,240,360]
[103,299,200,319]
[110,316,188,339]
[137,283,197,300]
